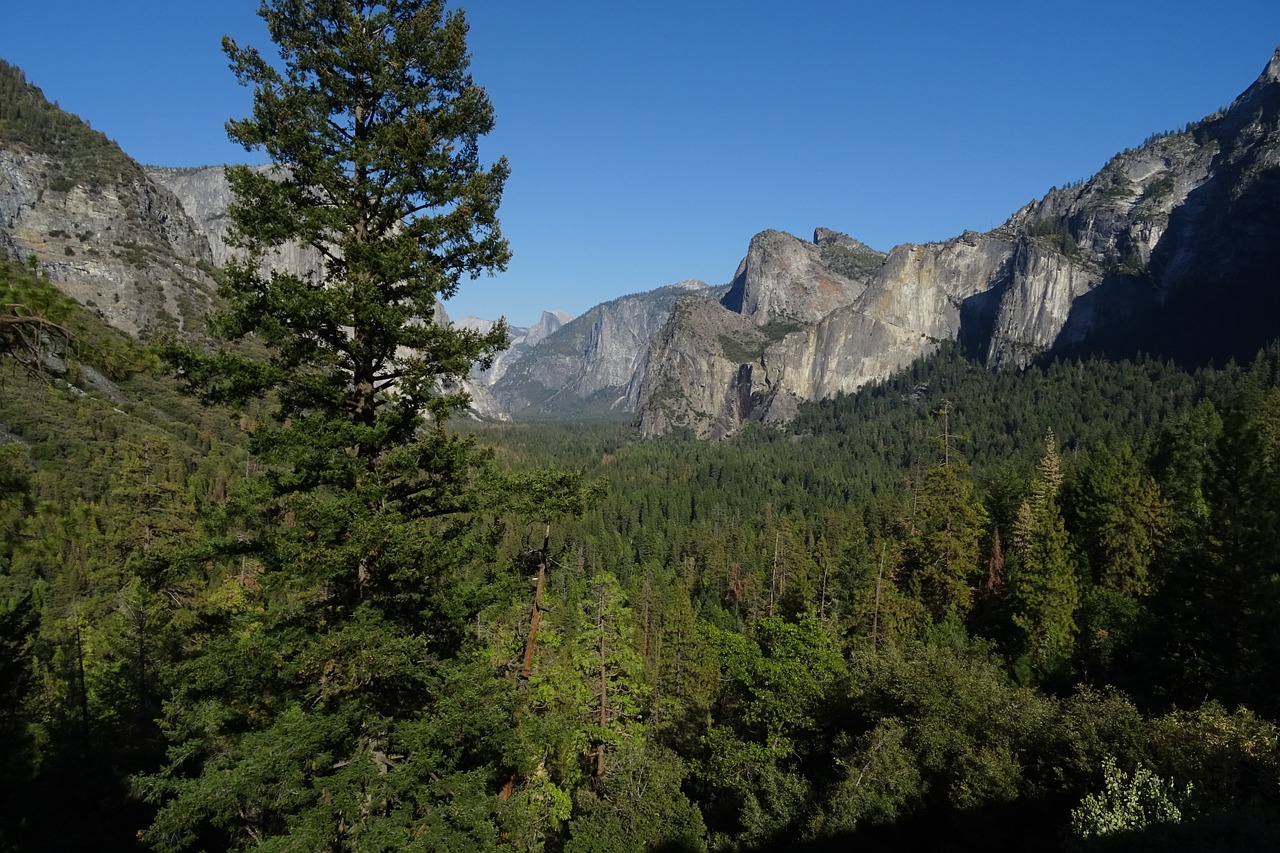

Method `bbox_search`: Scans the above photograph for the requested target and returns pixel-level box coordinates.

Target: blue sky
[2,2,1277,327]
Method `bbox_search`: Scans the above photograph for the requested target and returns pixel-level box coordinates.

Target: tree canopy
[143,3,527,848]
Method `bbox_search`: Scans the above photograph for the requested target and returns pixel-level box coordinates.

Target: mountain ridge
[0,61,217,339]
[629,45,1280,437]
[2,47,1278,435]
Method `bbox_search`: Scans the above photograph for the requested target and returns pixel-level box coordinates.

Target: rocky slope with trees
[634,46,1280,437]
[488,280,714,418]
[0,62,217,339]
[15,44,1272,437]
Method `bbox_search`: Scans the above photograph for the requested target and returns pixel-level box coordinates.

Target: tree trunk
[519,529,551,681]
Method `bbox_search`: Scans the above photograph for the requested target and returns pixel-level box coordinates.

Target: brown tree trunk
[595,581,608,778]
[519,529,551,681]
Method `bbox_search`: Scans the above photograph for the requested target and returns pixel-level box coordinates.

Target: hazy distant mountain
[486,281,716,419]
[457,310,574,386]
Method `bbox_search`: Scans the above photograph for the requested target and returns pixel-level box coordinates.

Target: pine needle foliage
[142,3,528,849]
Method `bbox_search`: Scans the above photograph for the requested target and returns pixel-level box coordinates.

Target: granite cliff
[0,65,512,421]
[146,164,325,283]
[5,45,1279,436]
[0,62,216,338]
[458,310,573,386]
[488,280,714,418]
[720,228,880,325]
[634,46,1280,438]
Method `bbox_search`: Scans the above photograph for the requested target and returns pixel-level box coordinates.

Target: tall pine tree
[899,406,988,623]
[144,3,527,849]
[1009,429,1079,679]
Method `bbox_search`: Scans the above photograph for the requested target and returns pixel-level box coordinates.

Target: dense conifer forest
[5,245,1280,849]
[3,2,1280,850]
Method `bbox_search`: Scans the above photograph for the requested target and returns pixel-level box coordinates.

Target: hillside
[488,279,717,418]
[0,61,217,339]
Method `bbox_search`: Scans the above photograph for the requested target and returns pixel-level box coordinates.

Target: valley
[0,26,1278,853]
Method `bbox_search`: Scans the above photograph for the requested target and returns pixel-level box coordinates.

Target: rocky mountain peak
[7,45,1279,437]
[452,315,499,334]
[634,44,1280,437]
[813,226,878,254]
[719,228,874,327]
[525,310,573,347]
[486,281,717,419]
[1258,45,1280,87]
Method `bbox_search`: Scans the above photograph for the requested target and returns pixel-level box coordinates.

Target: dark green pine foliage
[0,445,37,853]
[470,346,1280,848]
[899,403,989,623]
[0,259,77,373]
[1069,444,1170,599]
[562,738,707,853]
[1195,388,1280,713]
[1147,379,1280,717]
[144,2,523,849]
[572,572,647,780]
[1067,443,1170,683]
[1009,429,1079,680]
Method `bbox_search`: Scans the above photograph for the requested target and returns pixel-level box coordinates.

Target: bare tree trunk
[74,616,91,759]
[769,531,781,617]
[819,552,830,623]
[519,528,551,682]
[871,544,886,651]
[596,581,608,778]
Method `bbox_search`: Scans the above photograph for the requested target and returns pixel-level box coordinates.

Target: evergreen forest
[6,248,1280,849]
[2,2,1280,851]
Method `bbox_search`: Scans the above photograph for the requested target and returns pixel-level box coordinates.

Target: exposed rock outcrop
[635,295,774,437]
[6,45,1279,437]
[460,309,573,386]
[636,47,1280,437]
[720,229,876,325]
[0,147,216,338]
[147,165,325,283]
[637,229,1014,438]
[489,281,714,418]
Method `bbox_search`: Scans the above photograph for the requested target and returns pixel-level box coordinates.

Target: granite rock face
[7,46,1280,435]
[636,228,1011,438]
[0,148,216,338]
[147,165,326,284]
[635,47,1280,437]
[636,295,773,437]
[720,228,876,326]
[144,166,242,268]
[488,281,714,418]
[459,310,574,387]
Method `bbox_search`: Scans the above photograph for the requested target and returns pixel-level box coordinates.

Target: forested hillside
[465,343,1280,850]
[0,258,254,847]
[6,251,1280,849]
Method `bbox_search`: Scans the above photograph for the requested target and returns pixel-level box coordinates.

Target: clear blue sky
[2,2,1277,327]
